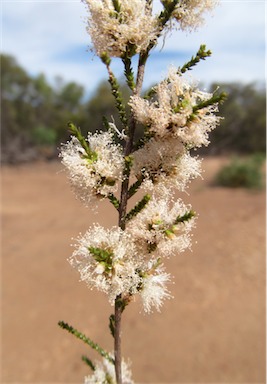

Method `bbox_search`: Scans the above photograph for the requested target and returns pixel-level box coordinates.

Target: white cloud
[2,2,87,65]
[1,0,265,96]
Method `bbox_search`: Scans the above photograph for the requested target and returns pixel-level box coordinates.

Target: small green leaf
[58,321,114,364]
[104,177,116,186]
[89,247,113,263]
[109,314,115,338]
[106,68,128,129]
[159,0,179,29]
[102,116,110,130]
[179,44,212,74]
[112,0,121,13]
[67,121,91,155]
[125,194,151,221]
[67,121,98,163]
[122,54,136,89]
[192,91,227,113]
[128,177,144,199]
[174,210,196,224]
[107,193,120,210]
[81,355,95,371]
[100,52,111,66]
[173,98,191,113]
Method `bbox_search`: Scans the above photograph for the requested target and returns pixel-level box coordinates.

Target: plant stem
[118,52,148,229]
[114,297,123,384]
[115,51,148,384]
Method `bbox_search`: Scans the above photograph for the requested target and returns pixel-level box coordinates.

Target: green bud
[173,98,191,113]
[100,52,111,66]
[165,229,175,239]
[104,177,116,186]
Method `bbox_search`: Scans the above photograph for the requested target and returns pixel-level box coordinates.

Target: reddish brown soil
[1,158,266,383]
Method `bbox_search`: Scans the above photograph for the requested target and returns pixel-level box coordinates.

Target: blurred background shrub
[214,153,265,189]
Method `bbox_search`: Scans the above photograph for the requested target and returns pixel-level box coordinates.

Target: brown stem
[114,298,123,384]
[135,54,147,96]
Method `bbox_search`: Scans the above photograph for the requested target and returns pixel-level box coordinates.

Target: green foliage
[128,177,145,199]
[192,91,227,113]
[31,125,57,146]
[88,247,114,275]
[122,55,135,91]
[215,154,265,189]
[68,121,93,157]
[107,193,120,210]
[109,314,115,338]
[159,0,179,28]
[179,44,212,74]
[107,71,129,129]
[1,54,85,162]
[125,194,151,221]
[174,210,196,224]
[82,355,96,371]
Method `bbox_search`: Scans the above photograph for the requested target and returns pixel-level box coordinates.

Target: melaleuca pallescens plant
[58,1,226,383]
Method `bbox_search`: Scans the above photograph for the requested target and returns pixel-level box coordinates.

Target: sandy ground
[1,158,266,384]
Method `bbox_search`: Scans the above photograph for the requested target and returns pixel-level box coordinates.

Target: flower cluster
[171,0,218,31]
[61,67,219,314]
[69,225,140,304]
[60,68,221,317]
[59,0,222,382]
[83,0,157,57]
[129,67,221,147]
[69,213,187,313]
[127,195,196,259]
[140,267,172,313]
[60,131,124,206]
[132,138,202,192]
[83,0,218,58]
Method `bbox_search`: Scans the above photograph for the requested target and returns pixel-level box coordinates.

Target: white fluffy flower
[83,0,158,57]
[70,225,141,302]
[126,195,195,258]
[129,67,220,147]
[171,0,218,31]
[84,355,133,384]
[60,131,124,206]
[132,138,202,192]
[140,268,172,313]
[129,73,192,137]
[133,136,184,176]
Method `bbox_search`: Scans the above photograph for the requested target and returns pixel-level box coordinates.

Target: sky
[1,0,266,97]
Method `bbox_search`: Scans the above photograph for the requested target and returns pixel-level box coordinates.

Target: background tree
[1,54,35,162]
[206,82,266,155]
[1,54,265,163]
[1,54,85,162]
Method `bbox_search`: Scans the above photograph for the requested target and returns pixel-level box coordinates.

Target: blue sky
[1,1,265,97]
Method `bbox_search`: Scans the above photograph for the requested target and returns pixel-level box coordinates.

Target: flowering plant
[58,1,225,383]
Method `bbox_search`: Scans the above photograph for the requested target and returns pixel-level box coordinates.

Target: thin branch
[101,54,129,130]
[179,44,212,74]
[58,321,115,364]
[114,298,123,384]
